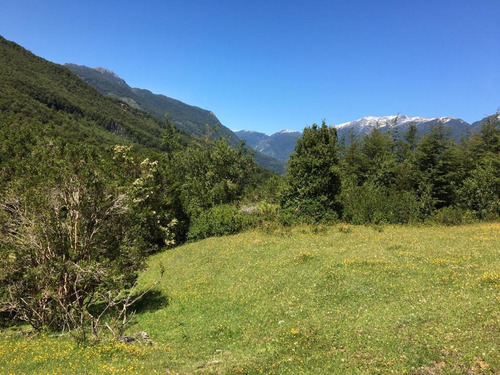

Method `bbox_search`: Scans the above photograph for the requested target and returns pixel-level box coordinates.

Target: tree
[174,136,257,218]
[414,123,463,209]
[458,116,500,218]
[282,121,341,221]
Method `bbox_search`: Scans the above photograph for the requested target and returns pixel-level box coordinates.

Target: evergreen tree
[282,121,341,221]
[414,123,463,209]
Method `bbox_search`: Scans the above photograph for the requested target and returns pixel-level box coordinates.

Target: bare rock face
[93,67,128,86]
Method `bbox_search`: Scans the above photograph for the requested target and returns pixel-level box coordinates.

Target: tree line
[282,116,500,225]
[1,111,499,338]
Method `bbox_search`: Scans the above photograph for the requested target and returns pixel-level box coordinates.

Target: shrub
[431,206,477,226]
[187,205,256,240]
[456,164,500,220]
[278,201,339,226]
[341,183,421,224]
[0,145,174,340]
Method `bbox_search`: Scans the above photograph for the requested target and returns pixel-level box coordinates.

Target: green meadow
[2,223,500,374]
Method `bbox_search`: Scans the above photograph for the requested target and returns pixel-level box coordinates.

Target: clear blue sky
[1,0,499,134]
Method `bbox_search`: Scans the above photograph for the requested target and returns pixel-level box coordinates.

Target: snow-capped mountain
[237,113,497,163]
[334,115,470,140]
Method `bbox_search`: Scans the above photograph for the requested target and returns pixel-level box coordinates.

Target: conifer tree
[283,121,341,221]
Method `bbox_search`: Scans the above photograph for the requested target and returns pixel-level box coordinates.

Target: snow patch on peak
[333,115,454,129]
[278,129,300,134]
[332,114,470,137]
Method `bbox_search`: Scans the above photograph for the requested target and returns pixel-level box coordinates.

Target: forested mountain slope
[0,36,192,151]
[65,64,239,143]
[65,64,285,174]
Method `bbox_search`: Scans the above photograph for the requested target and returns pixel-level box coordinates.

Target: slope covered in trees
[0,38,190,150]
[65,63,238,143]
[65,64,286,174]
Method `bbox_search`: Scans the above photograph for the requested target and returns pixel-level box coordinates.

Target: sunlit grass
[2,223,499,374]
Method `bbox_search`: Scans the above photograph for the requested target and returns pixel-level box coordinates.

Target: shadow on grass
[87,290,170,319]
[0,310,23,329]
[132,290,169,314]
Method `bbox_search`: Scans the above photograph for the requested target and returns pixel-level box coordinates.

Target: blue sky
[1,0,499,134]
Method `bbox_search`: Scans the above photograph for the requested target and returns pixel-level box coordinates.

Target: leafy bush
[278,200,339,225]
[431,206,477,226]
[187,205,256,240]
[341,183,421,224]
[174,137,257,218]
[0,144,174,339]
[456,164,500,220]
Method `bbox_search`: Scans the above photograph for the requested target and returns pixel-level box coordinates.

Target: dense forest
[1,35,499,339]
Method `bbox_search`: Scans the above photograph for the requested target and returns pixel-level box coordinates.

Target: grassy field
[1,223,500,374]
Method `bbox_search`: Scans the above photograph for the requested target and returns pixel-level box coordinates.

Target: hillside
[2,224,499,373]
[0,36,186,151]
[65,64,286,174]
[65,64,238,143]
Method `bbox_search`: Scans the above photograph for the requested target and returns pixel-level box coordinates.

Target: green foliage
[360,127,397,187]
[174,137,257,218]
[282,118,500,226]
[282,121,341,222]
[414,123,465,209]
[187,205,255,240]
[0,143,174,336]
[430,206,477,226]
[456,162,500,219]
[243,174,286,205]
[340,181,421,224]
[469,114,500,156]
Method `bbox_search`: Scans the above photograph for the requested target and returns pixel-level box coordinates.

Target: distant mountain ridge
[333,115,476,141]
[65,64,286,174]
[235,130,302,162]
[237,114,498,162]
[333,114,474,141]
[65,63,238,142]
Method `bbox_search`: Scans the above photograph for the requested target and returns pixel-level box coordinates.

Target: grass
[1,223,500,374]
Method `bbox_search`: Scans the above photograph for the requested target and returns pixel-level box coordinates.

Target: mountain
[65,63,239,143]
[236,130,302,162]
[333,115,472,141]
[238,114,498,163]
[470,113,500,131]
[65,64,285,174]
[0,36,180,151]
[234,130,268,149]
